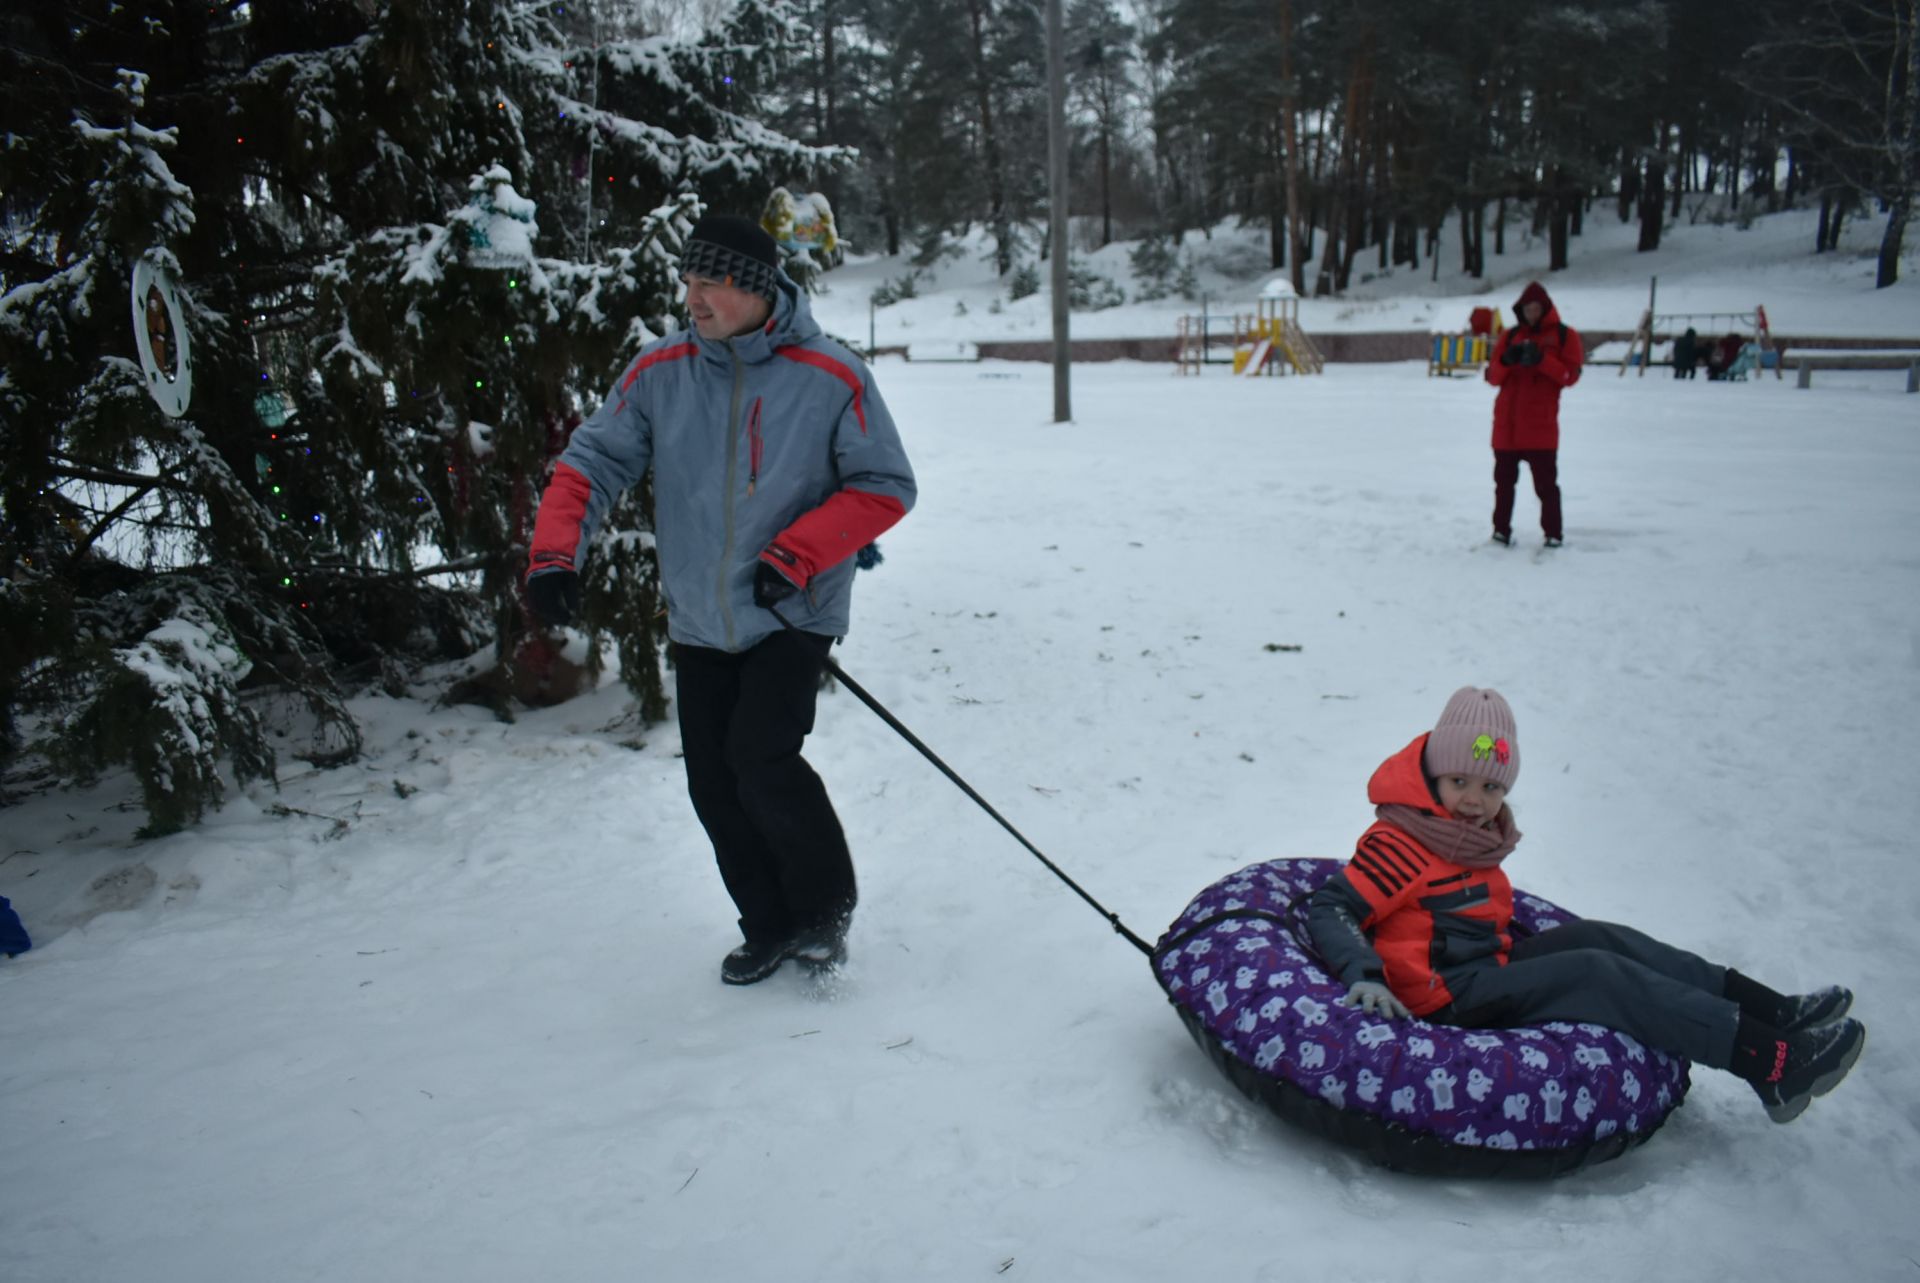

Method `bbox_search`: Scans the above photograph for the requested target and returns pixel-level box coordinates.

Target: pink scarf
[1374,803,1522,869]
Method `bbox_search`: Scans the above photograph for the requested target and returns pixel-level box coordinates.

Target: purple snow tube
[1155,858,1692,1178]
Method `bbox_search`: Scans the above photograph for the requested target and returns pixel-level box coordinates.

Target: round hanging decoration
[130,259,192,417]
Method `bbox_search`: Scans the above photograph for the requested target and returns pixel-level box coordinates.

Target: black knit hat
[679,214,782,302]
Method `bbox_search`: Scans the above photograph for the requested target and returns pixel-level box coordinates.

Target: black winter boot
[1774,985,1854,1032]
[788,915,850,972]
[1724,970,1854,1033]
[721,938,790,985]
[1732,1013,1867,1123]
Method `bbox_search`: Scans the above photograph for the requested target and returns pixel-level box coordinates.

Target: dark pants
[1492,448,1562,541]
[674,631,854,946]
[1436,920,1738,1068]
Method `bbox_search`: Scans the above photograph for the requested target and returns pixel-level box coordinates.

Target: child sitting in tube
[1304,687,1865,1123]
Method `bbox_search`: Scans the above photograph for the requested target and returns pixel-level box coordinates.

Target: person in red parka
[1484,281,1583,548]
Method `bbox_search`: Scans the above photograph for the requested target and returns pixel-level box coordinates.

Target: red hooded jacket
[1304,734,1516,1016]
[1484,281,1583,451]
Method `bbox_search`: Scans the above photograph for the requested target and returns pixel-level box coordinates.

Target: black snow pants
[1432,919,1739,1069]
[674,630,854,947]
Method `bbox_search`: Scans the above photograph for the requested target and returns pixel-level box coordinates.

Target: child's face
[1435,773,1507,826]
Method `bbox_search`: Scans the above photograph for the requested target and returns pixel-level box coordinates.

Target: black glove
[526,568,581,628]
[753,559,800,609]
[1512,340,1543,367]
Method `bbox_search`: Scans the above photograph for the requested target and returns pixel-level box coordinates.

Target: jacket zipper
[716,343,746,650]
[746,397,763,496]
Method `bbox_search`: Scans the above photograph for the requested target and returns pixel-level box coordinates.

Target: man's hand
[1501,340,1541,367]
[753,559,800,609]
[526,567,581,628]
[1339,979,1412,1020]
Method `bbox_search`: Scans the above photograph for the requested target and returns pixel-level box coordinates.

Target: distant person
[1673,326,1700,379]
[1484,281,1583,549]
[525,214,918,986]
[1707,331,1743,380]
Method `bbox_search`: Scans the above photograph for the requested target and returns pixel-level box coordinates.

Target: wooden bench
[1785,351,1920,390]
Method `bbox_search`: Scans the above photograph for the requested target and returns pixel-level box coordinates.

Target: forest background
[2,0,1915,836]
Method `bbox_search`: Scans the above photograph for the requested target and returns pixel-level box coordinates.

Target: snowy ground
[6,352,1920,1282]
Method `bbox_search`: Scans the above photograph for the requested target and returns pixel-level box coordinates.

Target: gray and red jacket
[528,273,915,652]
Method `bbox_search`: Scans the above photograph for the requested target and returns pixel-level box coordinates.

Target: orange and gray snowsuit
[1305,734,1515,1016]
[1305,734,1745,1068]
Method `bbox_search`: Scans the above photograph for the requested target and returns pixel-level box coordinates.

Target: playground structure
[1175,280,1324,377]
[1617,277,1778,379]
[1428,305,1504,376]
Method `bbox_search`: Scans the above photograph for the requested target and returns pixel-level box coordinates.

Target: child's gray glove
[1340,979,1412,1020]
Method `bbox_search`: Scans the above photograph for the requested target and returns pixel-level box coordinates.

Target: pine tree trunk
[1638,153,1666,251]
[1340,183,1364,291]
[1495,194,1506,255]
[1279,0,1308,295]
[1329,38,1371,293]
[1316,215,1341,296]
[1618,147,1639,223]
[823,4,838,140]
[1099,126,1112,246]
[1878,0,1918,288]
[1270,120,1287,270]
[1372,116,1391,271]
[1672,124,1689,220]
[816,5,840,214]
[1549,171,1571,270]
[1879,193,1911,289]
[963,0,1011,276]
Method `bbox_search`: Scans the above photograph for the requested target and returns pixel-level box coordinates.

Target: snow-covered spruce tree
[0,0,840,831]
[0,61,351,834]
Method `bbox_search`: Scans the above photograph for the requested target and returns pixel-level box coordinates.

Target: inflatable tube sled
[1155,858,1692,1178]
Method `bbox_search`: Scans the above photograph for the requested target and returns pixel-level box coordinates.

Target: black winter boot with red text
[1732,1013,1866,1123]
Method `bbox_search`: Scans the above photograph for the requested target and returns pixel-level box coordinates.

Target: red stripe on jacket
[527,461,593,576]
[775,346,867,433]
[620,341,697,393]
[762,488,907,585]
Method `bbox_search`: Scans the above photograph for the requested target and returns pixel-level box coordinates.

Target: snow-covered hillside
[812,204,1919,348]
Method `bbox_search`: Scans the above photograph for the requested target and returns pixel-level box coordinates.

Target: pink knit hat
[1422,686,1520,790]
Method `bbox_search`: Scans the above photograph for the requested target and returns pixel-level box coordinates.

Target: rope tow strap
[770,605,1154,957]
